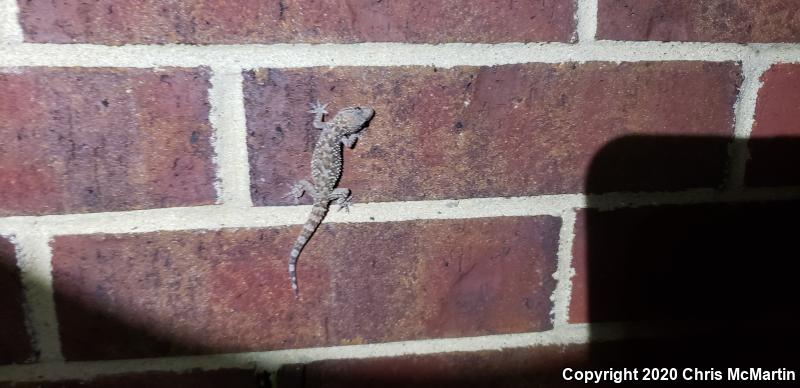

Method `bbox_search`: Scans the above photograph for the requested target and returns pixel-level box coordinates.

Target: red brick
[51,216,559,360]
[597,0,800,42]
[0,68,216,216]
[276,345,587,388]
[18,0,575,45]
[0,236,35,364]
[0,369,267,388]
[568,211,590,324]
[246,63,739,205]
[569,201,800,324]
[746,64,800,187]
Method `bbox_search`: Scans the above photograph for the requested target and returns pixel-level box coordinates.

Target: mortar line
[2,41,800,69]
[11,231,64,363]
[725,58,771,190]
[208,69,253,207]
[575,0,598,43]
[0,324,592,382]
[1,186,800,237]
[0,0,23,43]
[551,208,578,327]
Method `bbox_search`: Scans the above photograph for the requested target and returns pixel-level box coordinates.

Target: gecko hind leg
[329,188,353,212]
[282,180,317,204]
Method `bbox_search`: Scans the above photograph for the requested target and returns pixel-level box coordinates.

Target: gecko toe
[307,100,329,115]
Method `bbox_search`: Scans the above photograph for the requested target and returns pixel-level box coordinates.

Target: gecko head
[332,106,375,133]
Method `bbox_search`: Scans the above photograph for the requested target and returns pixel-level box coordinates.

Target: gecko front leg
[341,133,361,149]
[307,101,329,130]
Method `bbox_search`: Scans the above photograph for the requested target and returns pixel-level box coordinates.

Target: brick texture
[597,0,800,43]
[570,201,800,324]
[51,216,559,360]
[746,64,800,187]
[246,62,740,205]
[17,0,575,45]
[0,237,34,364]
[0,68,216,216]
[0,369,267,388]
[276,345,587,388]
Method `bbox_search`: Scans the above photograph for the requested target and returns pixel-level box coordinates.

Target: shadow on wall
[582,136,800,376]
[0,239,33,366]
[2,136,800,387]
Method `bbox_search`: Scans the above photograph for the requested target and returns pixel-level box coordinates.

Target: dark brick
[0,236,34,364]
[1,368,267,388]
[51,216,559,360]
[570,200,800,324]
[746,64,800,187]
[18,0,575,45]
[597,0,800,42]
[0,68,216,216]
[246,63,740,205]
[276,345,587,388]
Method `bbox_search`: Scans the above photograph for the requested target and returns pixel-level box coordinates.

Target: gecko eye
[355,107,362,112]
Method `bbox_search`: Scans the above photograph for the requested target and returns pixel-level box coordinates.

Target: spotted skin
[286,101,374,297]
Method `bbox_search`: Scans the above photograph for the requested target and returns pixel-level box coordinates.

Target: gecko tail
[289,200,329,298]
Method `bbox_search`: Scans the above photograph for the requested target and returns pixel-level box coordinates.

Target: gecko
[285,101,374,297]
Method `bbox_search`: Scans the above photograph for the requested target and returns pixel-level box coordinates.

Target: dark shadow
[0,239,33,365]
[583,136,800,386]
[0,368,269,388]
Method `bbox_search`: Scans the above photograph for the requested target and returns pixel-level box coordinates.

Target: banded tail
[289,198,329,297]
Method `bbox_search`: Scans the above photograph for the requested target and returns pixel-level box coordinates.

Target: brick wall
[1,0,800,386]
